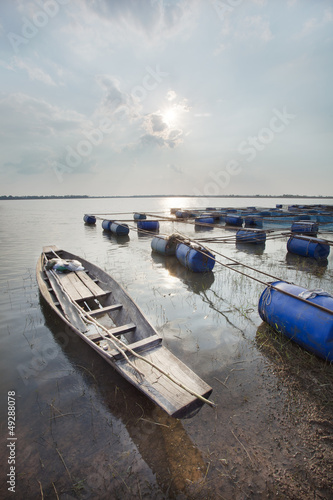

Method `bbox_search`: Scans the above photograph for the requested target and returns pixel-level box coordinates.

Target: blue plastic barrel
[83,214,96,224]
[244,216,263,228]
[151,236,177,256]
[291,221,318,235]
[175,211,189,218]
[258,281,333,362]
[259,211,271,216]
[287,235,330,260]
[137,220,159,231]
[225,215,243,227]
[317,214,333,223]
[295,215,311,221]
[102,220,111,231]
[110,221,129,235]
[176,243,215,272]
[133,213,146,220]
[195,217,215,225]
[236,229,266,244]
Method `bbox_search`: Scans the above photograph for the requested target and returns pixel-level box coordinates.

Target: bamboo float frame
[84,211,333,314]
[164,234,333,316]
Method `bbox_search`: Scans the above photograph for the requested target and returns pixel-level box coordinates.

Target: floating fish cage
[176,243,215,273]
[102,219,112,231]
[295,215,311,221]
[244,216,263,228]
[225,215,243,227]
[287,235,330,260]
[195,217,215,226]
[102,220,129,235]
[316,214,333,223]
[259,211,272,217]
[236,229,266,244]
[175,210,190,218]
[151,236,177,256]
[133,213,147,220]
[83,214,96,224]
[258,281,333,362]
[291,221,318,236]
[137,220,160,231]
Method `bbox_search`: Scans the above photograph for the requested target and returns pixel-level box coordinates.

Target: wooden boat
[37,245,213,418]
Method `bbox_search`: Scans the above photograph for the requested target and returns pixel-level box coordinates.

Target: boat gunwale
[36,246,213,418]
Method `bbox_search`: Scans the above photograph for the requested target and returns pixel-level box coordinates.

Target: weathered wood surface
[38,246,213,418]
[108,334,162,360]
[84,303,123,317]
[76,270,107,297]
[56,272,95,301]
[87,322,136,342]
[115,345,212,418]
[45,270,88,332]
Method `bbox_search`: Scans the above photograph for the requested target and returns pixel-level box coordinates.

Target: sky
[0,0,332,197]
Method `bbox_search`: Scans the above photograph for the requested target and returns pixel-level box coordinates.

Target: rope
[45,253,215,408]
[157,234,333,316]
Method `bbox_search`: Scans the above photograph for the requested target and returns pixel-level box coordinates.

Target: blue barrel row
[83,214,96,224]
[102,220,129,235]
[151,236,215,273]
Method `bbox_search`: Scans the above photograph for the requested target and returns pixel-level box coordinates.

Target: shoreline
[1,194,333,201]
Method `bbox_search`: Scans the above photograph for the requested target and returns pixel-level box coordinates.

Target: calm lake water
[0,196,332,499]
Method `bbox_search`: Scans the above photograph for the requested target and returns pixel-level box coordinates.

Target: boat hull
[37,246,212,418]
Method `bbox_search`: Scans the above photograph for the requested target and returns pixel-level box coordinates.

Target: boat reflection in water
[40,301,207,498]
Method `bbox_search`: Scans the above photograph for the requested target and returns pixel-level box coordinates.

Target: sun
[162,107,178,126]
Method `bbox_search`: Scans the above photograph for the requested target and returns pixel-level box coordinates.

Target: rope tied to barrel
[261,286,272,307]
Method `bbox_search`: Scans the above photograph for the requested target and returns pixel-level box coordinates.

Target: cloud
[240,15,273,42]
[82,0,199,42]
[140,112,184,148]
[140,133,166,148]
[166,90,177,101]
[144,113,168,133]
[0,92,95,181]
[0,93,85,138]
[95,74,140,121]
[11,58,57,86]
[297,9,333,37]
[168,163,183,174]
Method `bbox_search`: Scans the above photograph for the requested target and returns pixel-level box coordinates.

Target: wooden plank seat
[75,271,107,297]
[87,322,136,342]
[56,271,110,301]
[109,335,162,361]
[83,303,123,317]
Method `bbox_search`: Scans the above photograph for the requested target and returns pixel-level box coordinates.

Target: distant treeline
[0,194,332,200]
[0,195,89,200]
